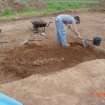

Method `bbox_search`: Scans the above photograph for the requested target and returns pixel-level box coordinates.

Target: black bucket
[93,36,102,46]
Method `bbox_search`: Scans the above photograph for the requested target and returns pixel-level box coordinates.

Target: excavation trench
[0,43,105,84]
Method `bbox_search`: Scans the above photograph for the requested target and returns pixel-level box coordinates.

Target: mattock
[79,35,102,48]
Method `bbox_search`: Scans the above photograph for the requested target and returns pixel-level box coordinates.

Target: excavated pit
[0,43,105,84]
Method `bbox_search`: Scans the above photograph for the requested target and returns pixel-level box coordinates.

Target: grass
[0,0,99,19]
[1,9,14,17]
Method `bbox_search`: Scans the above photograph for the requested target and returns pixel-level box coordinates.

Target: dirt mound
[0,43,105,83]
[1,59,105,105]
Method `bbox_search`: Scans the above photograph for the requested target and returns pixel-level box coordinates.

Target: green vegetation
[0,0,99,19]
[1,9,14,17]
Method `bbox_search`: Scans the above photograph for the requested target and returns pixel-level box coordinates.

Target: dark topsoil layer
[0,43,105,84]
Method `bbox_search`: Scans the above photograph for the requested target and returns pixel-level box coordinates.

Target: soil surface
[0,11,105,105]
[0,11,105,83]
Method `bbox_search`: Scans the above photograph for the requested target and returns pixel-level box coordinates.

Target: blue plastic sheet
[0,92,23,105]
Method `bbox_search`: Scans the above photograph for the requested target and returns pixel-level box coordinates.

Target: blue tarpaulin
[0,92,23,105]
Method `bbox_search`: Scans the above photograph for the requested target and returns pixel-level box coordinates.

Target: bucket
[93,36,102,46]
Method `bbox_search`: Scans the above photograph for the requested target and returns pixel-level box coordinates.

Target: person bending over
[55,14,81,48]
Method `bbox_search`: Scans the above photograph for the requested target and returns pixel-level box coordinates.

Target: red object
[14,2,23,10]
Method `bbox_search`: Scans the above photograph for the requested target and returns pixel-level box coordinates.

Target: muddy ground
[0,11,105,105]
